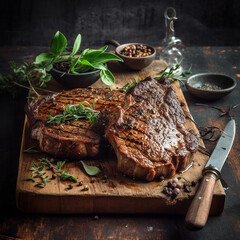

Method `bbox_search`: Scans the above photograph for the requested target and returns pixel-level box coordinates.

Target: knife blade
[185,119,236,230]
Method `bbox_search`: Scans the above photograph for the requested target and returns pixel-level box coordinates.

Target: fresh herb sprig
[0,61,52,98]
[36,31,123,86]
[122,78,137,92]
[24,146,41,153]
[27,160,51,188]
[47,99,100,124]
[155,64,192,85]
[27,158,77,188]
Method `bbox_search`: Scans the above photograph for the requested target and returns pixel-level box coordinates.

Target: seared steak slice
[26,88,125,158]
[106,77,199,181]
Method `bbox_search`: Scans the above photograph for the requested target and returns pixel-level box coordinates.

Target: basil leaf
[80,160,101,176]
[100,69,115,86]
[98,45,108,52]
[35,53,54,64]
[81,49,105,61]
[80,59,94,68]
[71,34,81,56]
[50,31,67,56]
[45,63,53,72]
[91,52,123,65]
[24,146,41,153]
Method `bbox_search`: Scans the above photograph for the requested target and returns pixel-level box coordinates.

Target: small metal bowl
[50,66,100,89]
[105,40,156,70]
[186,73,237,100]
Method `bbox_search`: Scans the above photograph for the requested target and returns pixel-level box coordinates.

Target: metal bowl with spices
[186,73,237,100]
[105,40,156,70]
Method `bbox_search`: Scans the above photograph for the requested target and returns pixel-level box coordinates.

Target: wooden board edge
[16,116,28,210]
[16,190,225,215]
[16,74,226,215]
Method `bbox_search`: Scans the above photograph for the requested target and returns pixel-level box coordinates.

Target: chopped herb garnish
[27,157,77,188]
[47,100,100,124]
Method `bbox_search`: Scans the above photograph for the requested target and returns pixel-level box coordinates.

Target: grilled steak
[105,77,199,181]
[26,88,125,158]
[26,76,198,180]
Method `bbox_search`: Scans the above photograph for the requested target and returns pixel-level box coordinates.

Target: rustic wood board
[16,60,225,214]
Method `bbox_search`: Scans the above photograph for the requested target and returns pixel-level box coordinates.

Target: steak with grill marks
[26,88,125,159]
[105,76,199,181]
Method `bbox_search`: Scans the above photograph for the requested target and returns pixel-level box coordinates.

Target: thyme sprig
[155,64,192,85]
[0,61,52,98]
[47,99,100,124]
[27,158,77,188]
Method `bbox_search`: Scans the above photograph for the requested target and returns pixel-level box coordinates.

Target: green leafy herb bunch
[35,31,123,86]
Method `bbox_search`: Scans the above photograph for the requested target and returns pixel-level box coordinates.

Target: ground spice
[197,83,222,90]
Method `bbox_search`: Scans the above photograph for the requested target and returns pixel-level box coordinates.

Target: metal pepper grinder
[160,7,185,69]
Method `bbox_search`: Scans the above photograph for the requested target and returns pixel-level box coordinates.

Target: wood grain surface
[0,47,239,240]
[16,60,225,214]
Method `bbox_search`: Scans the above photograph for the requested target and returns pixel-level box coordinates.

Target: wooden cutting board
[16,60,225,214]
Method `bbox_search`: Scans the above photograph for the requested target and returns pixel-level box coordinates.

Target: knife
[185,119,236,230]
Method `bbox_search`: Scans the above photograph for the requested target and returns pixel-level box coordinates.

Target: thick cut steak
[105,77,199,181]
[26,88,125,158]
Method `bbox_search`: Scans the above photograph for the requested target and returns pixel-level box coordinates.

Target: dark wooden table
[0,47,239,240]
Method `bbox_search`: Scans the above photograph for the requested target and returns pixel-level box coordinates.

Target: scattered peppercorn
[180,102,185,107]
[82,185,89,191]
[159,176,165,181]
[102,175,108,180]
[191,180,197,187]
[66,184,73,190]
[120,44,153,57]
[77,181,83,186]
[52,174,57,179]
[90,178,96,183]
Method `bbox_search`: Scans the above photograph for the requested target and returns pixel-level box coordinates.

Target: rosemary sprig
[122,78,137,92]
[155,64,192,85]
[27,158,77,188]
[24,146,41,153]
[47,100,100,124]
[0,61,52,98]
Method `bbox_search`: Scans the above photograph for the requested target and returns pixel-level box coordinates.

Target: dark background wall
[1,0,240,48]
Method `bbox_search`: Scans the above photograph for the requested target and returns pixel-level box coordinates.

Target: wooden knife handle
[185,172,218,230]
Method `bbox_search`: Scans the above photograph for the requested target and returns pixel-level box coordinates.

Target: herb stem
[13,81,56,94]
[26,73,40,97]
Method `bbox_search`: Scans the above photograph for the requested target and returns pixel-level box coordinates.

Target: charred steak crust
[106,77,199,181]
[25,88,125,159]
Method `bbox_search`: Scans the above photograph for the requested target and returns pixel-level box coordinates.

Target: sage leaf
[80,160,101,176]
[50,31,67,56]
[100,69,115,86]
[71,34,81,56]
